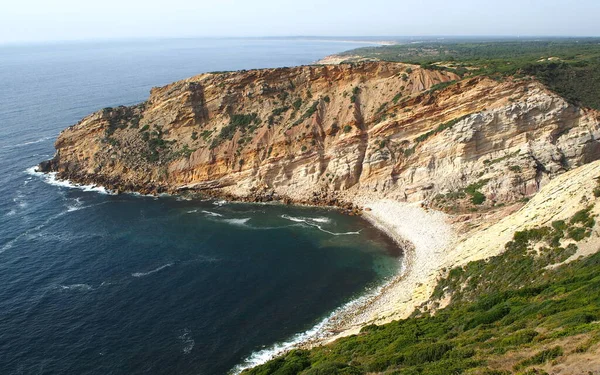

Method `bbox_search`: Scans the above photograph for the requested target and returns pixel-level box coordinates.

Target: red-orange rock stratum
[41,61,600,210]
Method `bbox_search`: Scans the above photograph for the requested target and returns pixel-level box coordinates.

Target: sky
[1,0,599,44]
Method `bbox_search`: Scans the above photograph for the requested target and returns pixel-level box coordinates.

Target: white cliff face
[44,62,600,211]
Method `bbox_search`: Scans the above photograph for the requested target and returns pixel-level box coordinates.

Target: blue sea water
[0,38,401,375]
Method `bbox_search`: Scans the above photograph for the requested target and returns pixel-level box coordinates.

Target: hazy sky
[1,0,599,44]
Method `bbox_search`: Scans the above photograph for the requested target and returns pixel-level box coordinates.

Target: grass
[244,202,600,375]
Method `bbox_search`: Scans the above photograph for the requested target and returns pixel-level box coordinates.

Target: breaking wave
[131,263,174,278]
[179,328,195,355]
[58,283,94,292]
[26,166,113,195]
[221,218,251,226]
[281,215,359,236]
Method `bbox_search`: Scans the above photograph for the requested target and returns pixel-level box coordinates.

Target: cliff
[39,61,600,211]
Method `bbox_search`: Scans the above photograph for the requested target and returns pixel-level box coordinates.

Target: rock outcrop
[41,62,600,211]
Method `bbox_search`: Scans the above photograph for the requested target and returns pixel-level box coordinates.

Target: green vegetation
[350,86,360,103]
[483,151,521,166]
[339,39,600,109]
[464,179,489,205]
[199,129,214,142]
[245,206,600,375]
[140,125,175,162]
[392,92,403,104]
[375,102,388,114]
[433,179,491,207]
[102,104,144,138]
[292,101,319,127]
[211,113,261,148]
[293,98,303,111]
[269,106,291,126]
[415,114,471,143]
[514,347,563,370]
[427,80,457,94]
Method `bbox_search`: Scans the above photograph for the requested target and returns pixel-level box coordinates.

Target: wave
[3,136,53,149]
[0,201,112,254]
[231,290,364,374]
[231,269,401,374]
[66,197,84,212]
[26,166,113,195]
[221,218,250,226]
[280,215,359,236]
[131,263,174,278]
[179,328,195,355]
[58,283,94,291]
[201,210,223,217]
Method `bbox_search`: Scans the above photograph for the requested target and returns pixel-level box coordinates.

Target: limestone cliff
[40,62,600,210]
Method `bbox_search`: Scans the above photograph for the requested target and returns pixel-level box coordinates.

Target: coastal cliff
[41,61,600,373]
[39,61,600,211]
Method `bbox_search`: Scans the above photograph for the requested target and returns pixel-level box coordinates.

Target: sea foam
[131,263,174,278]
[221,218,251,226]
[26,166,113,195]
[281,215,359,236]
[179,328,195,355]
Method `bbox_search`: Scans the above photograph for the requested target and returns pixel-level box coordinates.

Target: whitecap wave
[179,328,195,355]
[1,201,111,254]
[5,209,17,217]
[4,136,53,149]
[13,192,28,209]
[131,263,174,278]
[221,218,250,226]
[26,166,113,195]
[201,210,223,217]
[66,197,84,212]
[186,209,198,213]
[58,283,93,291]
[281,215,359,236]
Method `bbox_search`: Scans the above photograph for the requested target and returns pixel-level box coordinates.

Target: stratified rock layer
[42,62,600,209]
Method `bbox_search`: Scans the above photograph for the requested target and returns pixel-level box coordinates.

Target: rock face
[42,62,600,209]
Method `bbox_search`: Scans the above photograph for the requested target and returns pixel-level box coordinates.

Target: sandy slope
[308,160,600,346]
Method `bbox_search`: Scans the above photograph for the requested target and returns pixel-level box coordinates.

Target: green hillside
[337,39,600,110]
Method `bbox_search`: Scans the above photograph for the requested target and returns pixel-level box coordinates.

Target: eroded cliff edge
[39,61,600,211]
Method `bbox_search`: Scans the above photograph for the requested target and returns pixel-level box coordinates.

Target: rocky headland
[40,61,600,364]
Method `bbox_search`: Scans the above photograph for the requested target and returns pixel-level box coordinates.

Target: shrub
[350,87,360,103]
[514,346,563,370]
[293,98,302,110]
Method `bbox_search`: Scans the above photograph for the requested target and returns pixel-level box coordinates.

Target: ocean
[0,38,401,375]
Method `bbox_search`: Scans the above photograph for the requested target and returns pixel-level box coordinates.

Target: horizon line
[2,34,600,47]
